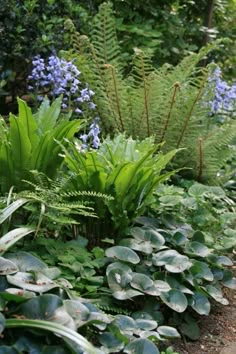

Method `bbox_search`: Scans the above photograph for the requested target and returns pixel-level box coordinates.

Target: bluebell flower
[28,55,97,116]
[207,66,236,115]
[79,117,100,150]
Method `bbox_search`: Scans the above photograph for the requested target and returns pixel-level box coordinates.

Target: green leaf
[222,270,236,289]
[124,338,160,354]
[135,319,157,330]
[113,289,143,300]
[0,228,35,255]
[152,250,191,273]
[190,260,213,281]
[105,246,140,264]
[205,285,229,305]
[131,273,153,291]
[0,257,18,275]
[190,292,210,315]
[160,289,188,313]
[130,227,165,249]
[5,318,101,354]
[186,241,210,257]
[0,199,28,224]
[0,312,5,334]
[157,326,180,338]
[180,313,200,340]
[165,255,192,273]
[5,251,47,272]
[7,272,57,293]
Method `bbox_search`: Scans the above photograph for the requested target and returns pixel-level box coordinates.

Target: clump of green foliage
[66,3,236,183]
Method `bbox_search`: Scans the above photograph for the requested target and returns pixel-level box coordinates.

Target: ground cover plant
[0,1,235,354]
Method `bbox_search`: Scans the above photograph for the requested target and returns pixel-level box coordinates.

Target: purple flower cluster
[28,55,96,115]
[80,117,100,149]
[208,66,236,115]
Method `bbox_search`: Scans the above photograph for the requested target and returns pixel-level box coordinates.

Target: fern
[65,2,235,183]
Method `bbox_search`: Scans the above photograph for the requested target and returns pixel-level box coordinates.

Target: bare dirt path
[173,287,236,354]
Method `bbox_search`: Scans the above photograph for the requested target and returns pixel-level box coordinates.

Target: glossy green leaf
[105,246,140,264]
[222,270,236,289]
[131,273,153,291]
[124,338,160,354]
[205,285,229,305]
[7,272,57,293]
[0,257,18,275]
[186,241,210,257]
[160,289,188,313]
[5,251,47,272]
[190,260,214,281]
[190,292,210,315]
[157,326,180,338]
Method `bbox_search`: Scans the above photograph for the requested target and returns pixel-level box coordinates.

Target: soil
[172,286,236,354]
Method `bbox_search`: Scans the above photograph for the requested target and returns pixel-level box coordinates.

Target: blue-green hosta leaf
[186,241,210,257]
[107,267,133,292]
[165,255,192,273]
[205,285,229,305]
[135,319,157,330]
[215,256,233,266]
[5,251,47,272]
[19,294,62,320]
[222,270,236,289]
[130,227,165,250]
[113,315,137,332]
[6,288,36,299]
[152,250,191,272]
[166,276,193,295]
[190,260,214,281]
[152,250,179,266]
[131,273,153,291]
[7,272,57,293]
[120,238,153,254]
[99,332,125,352]
[64,299,90,326]
[0,228,34,255]
[0,257,18,275]
[113,289,143,300]
[157,326,180,338]
[180,313,200,340]
[160,289,188,313]
[105,246,140,264]
[124,338,160,354]
[141,279,171,296]
[190,292,210,315]
[138,331,161,340]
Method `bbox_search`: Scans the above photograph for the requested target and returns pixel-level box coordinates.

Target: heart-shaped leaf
[160,289,188,313]
[106,246,140,264]
[157,325,180,338]
[190,292,210,315]
[186,241,210,257]
[131,273,153,291]
[190,261,213,281]
[124,338,160,354]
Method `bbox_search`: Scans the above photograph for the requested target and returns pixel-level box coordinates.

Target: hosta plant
[104,221,236,339]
